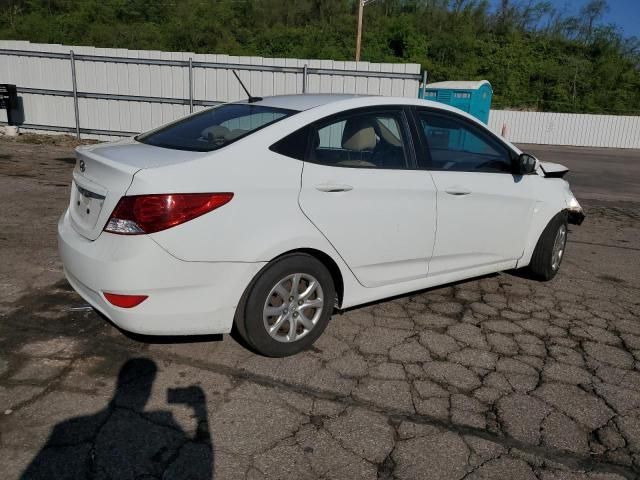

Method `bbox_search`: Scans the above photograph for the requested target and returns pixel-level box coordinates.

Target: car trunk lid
[68,138,208,240]
[69,150,139,240]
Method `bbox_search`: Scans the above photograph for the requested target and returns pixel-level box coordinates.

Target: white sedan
[58,94,584,356]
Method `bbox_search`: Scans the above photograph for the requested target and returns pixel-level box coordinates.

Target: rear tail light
[104,193,233,235]
[104,292,149,308]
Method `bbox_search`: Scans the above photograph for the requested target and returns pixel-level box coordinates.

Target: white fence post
[69,49,80,139]
[188,57,194,114]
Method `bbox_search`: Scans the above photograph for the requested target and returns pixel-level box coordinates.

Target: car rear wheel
[236,254,335,357]
[529,211,568,281]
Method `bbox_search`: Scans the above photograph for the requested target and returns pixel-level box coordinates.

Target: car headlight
[566,194,581,211]
[562,182,581,210]
[563,186,585,225]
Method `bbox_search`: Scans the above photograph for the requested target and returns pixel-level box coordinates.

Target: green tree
[0,0,638,114]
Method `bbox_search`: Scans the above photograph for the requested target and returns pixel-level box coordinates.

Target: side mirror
[516,153,537,175]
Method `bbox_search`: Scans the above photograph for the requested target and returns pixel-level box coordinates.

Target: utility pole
[355,1,364,62]
[355,0,376,62]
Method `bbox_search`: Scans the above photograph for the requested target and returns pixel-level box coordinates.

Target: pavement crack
[145,346,639,479]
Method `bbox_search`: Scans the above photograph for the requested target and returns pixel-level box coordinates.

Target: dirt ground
[1,135,639,480]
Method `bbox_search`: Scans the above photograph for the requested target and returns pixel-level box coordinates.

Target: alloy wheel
[551,224,567,270]
[262,273,324,343]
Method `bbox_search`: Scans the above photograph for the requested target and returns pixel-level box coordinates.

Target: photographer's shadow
[21,358,214,480]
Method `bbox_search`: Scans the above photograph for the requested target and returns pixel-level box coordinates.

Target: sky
[491,0,640,38]
[598,0,640,38]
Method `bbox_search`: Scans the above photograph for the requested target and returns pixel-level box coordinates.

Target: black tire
[529,211,568,281]
[235,253,335,357]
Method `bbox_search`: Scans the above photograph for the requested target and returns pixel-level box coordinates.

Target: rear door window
[137,104,295,152]
[309,110,411,169]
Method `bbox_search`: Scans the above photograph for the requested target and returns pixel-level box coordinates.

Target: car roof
[239,94,523,156]
[251,94,369,111]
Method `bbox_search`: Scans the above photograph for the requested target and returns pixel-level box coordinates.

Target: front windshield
[136,104,295,152]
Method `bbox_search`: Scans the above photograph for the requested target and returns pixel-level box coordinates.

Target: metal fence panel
[488,110,640,149]
[0,40,421,139]
[2,41,640,148]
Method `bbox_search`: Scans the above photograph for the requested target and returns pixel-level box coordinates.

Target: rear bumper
[57,210,264,335]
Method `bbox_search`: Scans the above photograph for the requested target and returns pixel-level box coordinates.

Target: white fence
[1,41,639,148]
[489,110,640,149]
[0,41,421,140]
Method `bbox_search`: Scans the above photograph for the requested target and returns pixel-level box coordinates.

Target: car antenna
[232,70,262,103]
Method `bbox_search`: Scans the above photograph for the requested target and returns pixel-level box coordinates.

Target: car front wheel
[529,211,568,281]
[235,253,336,357]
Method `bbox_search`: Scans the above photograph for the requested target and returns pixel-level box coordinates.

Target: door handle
[315,184,354,193]
[444,186,471,196]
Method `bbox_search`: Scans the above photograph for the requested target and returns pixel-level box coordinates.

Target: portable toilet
[420,80,492,124]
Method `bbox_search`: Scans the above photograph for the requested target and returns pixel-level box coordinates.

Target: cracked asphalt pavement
[1,137,639,479]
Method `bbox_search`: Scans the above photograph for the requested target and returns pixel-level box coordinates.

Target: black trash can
[0,84,18,125]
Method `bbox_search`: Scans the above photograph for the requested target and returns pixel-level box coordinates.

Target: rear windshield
[136,104,295,152]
